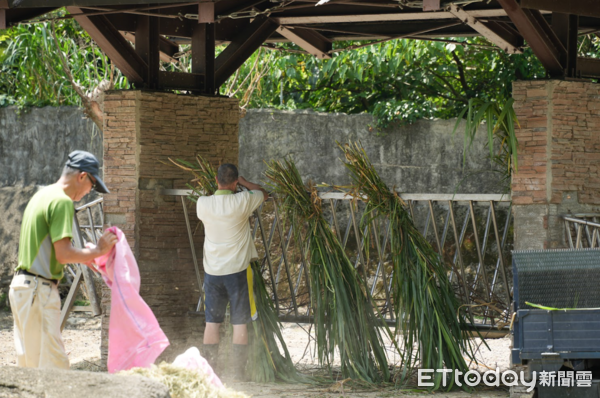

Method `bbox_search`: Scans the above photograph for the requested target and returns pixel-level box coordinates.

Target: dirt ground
[0,310,510,397]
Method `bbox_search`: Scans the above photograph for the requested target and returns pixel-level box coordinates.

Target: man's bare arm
[54,230,117,270]
[238,176,268,201]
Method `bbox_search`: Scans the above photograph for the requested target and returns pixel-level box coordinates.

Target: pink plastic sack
[94,227,170,373]
[172,347,224,388]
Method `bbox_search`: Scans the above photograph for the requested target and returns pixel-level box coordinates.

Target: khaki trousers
[9,274,70,369]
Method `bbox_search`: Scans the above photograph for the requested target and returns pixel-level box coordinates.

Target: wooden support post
[135,15,160,89]
[198,0,215,24]
[0,0,6,30]
[552,13,578,77]
[192,22,215,94]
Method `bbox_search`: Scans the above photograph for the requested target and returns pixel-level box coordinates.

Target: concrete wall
[512,80,600,250]
[0,107,103,186]
[0,106,502,298]
[0,107,102,296]
[240,109,503,194]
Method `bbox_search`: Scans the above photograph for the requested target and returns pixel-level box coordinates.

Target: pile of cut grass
[122,363,249,398]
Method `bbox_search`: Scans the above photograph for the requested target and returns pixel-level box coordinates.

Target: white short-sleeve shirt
[196,189,265,276]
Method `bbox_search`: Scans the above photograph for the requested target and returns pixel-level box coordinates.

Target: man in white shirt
[196,163,268,380]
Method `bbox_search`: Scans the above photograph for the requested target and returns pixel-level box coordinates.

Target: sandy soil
[0,310,511,397]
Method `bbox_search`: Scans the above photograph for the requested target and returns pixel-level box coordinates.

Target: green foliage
[0,15,550,132]
[0,10,128,109]
[222,39,546,129]
[453,97,519,188]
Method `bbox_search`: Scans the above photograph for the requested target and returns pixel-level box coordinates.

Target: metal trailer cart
[512,249,600,398]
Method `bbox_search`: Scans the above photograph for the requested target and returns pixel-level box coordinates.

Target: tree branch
[450,50,470,96]
[50,22,103,131]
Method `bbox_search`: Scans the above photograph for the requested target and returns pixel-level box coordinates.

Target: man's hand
[238,176,268,201]
[54,230,118,266]
[97,230,118,256]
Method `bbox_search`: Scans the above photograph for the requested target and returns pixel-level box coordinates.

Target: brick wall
[512,80,600,249]
[101,90,239,363]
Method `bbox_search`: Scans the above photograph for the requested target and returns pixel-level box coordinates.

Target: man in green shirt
[10,150,117,369]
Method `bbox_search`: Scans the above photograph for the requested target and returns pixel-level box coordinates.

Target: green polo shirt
[16,185,74,280]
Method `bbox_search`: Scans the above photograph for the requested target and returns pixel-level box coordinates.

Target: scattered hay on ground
[121,363,249,398]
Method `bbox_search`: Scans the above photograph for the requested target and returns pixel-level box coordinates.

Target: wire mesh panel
[513,248,600,310]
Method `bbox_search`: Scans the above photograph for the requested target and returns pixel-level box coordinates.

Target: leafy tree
[221,39,546,129]
[0,11,128,123]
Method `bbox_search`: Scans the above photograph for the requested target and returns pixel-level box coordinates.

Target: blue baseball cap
[66,150,109,194]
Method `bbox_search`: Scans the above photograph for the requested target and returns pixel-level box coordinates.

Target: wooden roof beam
[215,15,278,87]
[578,57,600,79]
[120,31,179,63]
[277,26,332,59]
[274,9,513,24]
[67,6,146,83]
[0,0,7,29]
[158,71,205,90]
[521,0,600,20]
[497,0,565,76]
[449,4,523,54]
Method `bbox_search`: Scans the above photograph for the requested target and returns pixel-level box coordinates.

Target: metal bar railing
[60,198,105,329]
[563,214,600,249]
[163,189,513,326]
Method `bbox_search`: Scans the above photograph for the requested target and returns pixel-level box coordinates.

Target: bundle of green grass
[121,363,249,398]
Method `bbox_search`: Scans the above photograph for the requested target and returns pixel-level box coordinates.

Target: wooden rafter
[273,9,513,25]
[277,26,332,59]
[120,31,179,63]
[67,6,146,83]
[215,15,279,88]
[497,0,566,76]
[449,4,523,54]
[521,0,600,20]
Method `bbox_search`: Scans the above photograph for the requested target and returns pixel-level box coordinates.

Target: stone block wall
[512,80,600,250]
[101,90,239,362]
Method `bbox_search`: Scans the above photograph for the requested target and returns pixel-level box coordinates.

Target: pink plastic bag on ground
[172,347,224,388]
[94,227,170,373]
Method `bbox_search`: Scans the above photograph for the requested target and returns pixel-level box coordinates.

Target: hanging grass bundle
[169,156,305,383]
[168,156,218,201]
[265,158,390,384]
[338,142,475,389]
[122,363,249,398]
[249,260,309,383]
